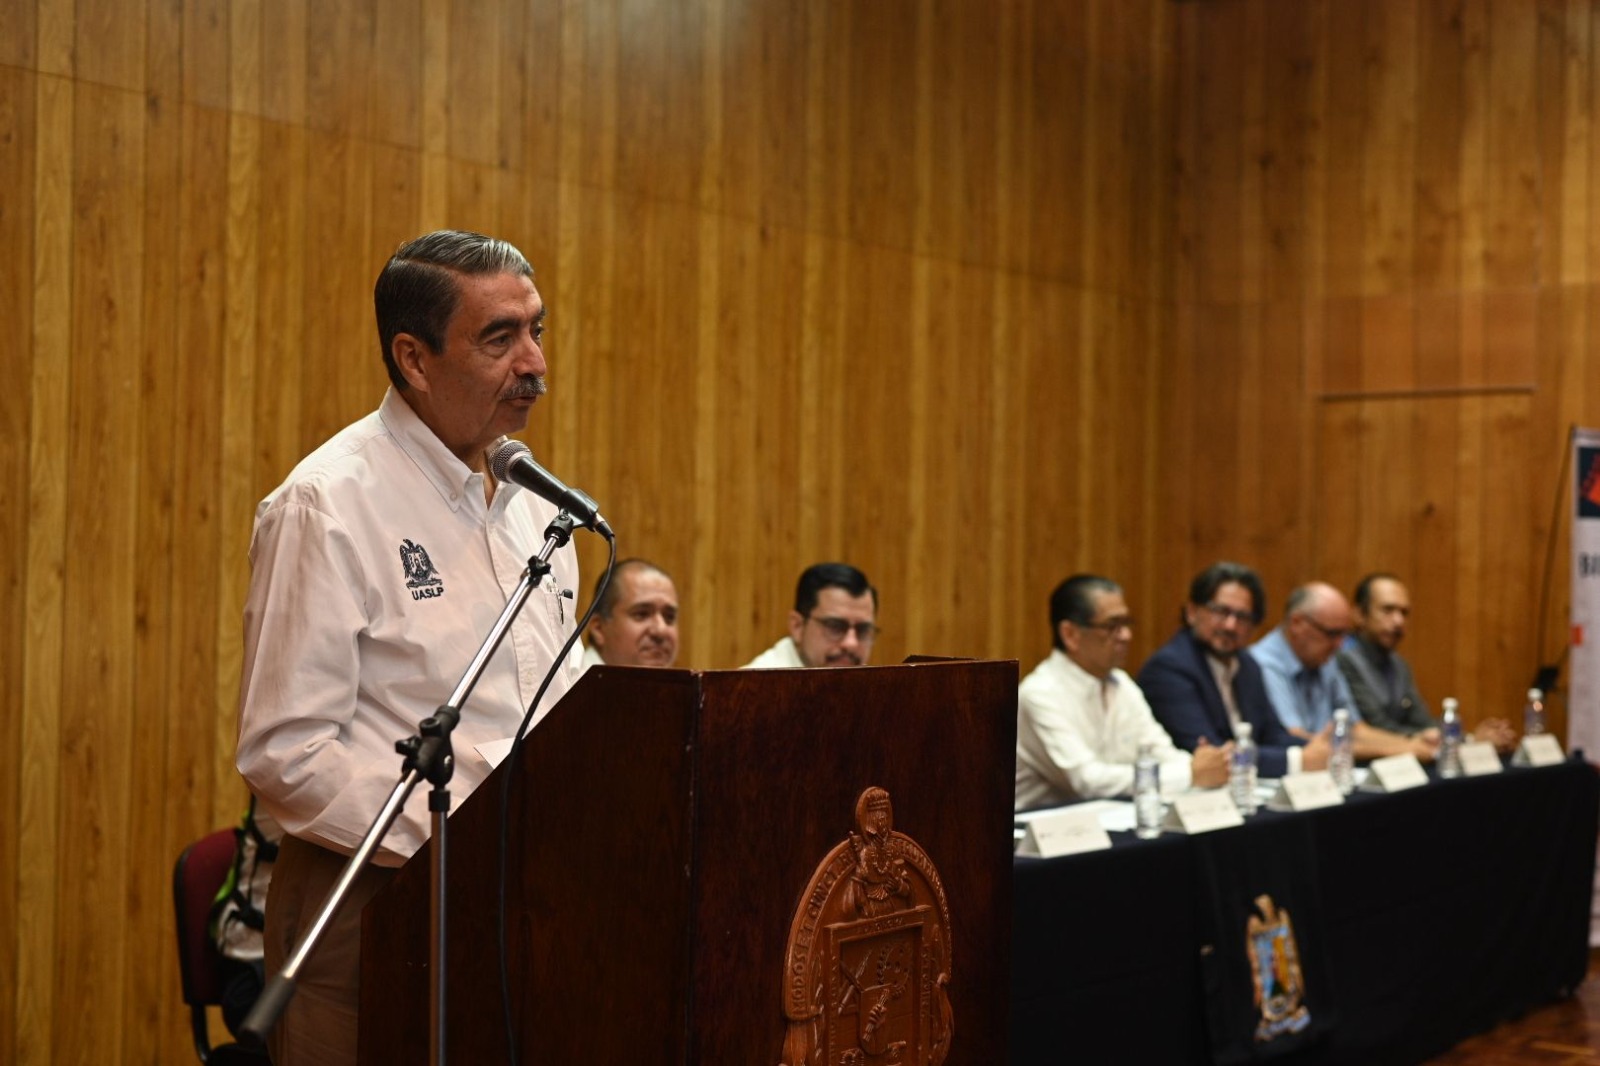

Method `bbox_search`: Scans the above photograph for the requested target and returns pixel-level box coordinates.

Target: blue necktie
[1298,670,1323,728]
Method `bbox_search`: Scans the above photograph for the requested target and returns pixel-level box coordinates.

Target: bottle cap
[1235,721,1253,740]
[1442,697,1458,713]
[1528,688,1543,701]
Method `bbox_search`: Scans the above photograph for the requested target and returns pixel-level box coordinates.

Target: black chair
[173,828,272,1064]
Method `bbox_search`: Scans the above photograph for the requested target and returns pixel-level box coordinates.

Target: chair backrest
[173,828,239,1059]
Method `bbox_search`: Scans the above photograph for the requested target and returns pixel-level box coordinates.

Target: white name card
[476,736,516,769]
[1458,741,1504,777]
[1160,790,1246,835]
[1266,771,1346,812]
[1512,733,1565,768]
[1016,807,1113,858]
[1360,753,1429,793]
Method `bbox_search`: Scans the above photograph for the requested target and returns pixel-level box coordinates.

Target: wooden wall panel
[0,61,35,1066]
[55,80,144,1066]
[0,0,35,69]
[2,1,1177,1059]
[11,0,1599,1059]
[1414,0,1466,295]
[123,71,183,1058]
[1171,0,1600,743]
[1487,0,1540,289]
[258,1,310,126]
[18,66,70,1066]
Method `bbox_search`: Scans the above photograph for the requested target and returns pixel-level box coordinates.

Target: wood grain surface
[1,0,1595,1060]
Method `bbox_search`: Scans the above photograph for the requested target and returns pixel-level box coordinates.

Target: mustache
[503,375,548,400]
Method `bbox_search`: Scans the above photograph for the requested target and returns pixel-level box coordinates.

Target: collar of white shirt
[378,387,486,513]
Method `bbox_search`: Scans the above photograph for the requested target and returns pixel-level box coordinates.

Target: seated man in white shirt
[744,562,878,668]
[1015,573,1231,810]
[581,558,680,669]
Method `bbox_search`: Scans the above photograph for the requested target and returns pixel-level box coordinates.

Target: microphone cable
[493,535,616,1066]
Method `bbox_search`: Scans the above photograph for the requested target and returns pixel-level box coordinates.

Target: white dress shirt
[1015,649,1194,809]
[236,389,581,864]
[743,636,806,669]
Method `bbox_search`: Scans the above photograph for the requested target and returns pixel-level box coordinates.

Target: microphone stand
[242,511,580,1066]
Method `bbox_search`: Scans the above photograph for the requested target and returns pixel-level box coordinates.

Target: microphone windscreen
[488,438,531,483]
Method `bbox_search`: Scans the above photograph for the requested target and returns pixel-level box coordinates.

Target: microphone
[488,439,613,539]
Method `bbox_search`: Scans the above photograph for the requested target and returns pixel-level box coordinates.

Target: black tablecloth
[1010,759,1599,1065]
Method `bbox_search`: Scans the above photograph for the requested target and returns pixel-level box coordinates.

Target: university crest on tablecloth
[1247,893,1312,1042]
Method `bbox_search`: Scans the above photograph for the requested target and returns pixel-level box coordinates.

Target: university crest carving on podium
[779,787,953,1066]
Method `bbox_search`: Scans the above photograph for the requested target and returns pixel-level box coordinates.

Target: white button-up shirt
[1015,649,1194,809]
[237,389,581,864]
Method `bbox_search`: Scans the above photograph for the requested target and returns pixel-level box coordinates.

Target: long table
[1010,759,1599,1065]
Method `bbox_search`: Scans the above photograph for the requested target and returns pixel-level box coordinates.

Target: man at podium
[236,231,584,1065]
[744,562,880,668]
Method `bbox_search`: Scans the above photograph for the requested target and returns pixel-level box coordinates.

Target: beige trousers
[263,835,397,1066]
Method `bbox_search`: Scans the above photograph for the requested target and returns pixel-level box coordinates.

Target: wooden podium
[358,658,1017,1064]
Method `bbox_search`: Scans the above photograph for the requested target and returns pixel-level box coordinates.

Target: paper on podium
[475,736,517,769]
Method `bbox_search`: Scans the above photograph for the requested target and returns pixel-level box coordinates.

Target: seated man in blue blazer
[1137,562,1329,777]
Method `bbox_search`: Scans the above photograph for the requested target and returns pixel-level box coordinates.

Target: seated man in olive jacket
[1137,562,1329,778]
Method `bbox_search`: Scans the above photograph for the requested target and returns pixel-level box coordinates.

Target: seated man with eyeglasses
[743,562,879,668]
[1015,573,1232,810]
[1248,581,1435,761]
[1137,562,1327,778]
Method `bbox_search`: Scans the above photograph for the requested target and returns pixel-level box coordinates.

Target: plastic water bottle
[1134,743,1162,839]
[1438,697,1463,779]
[1230,722,1259,815]
[1524,688,1546,736]
[1329,708,1355,795]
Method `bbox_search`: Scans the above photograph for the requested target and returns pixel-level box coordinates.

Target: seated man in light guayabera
[744,562,878,668]
[1015,573,1231,810]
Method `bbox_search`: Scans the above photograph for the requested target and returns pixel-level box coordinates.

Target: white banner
[1571,428,1600,760]
[1567,428,1600,946]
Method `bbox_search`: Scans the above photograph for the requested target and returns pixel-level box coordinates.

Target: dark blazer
[1136,628,1302,778]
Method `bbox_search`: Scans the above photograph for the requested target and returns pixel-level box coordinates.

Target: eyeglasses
[1299,615,1349,641]
[1080,616,1135,635]
[807,615,879,643]
[1202,602,1256,626]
